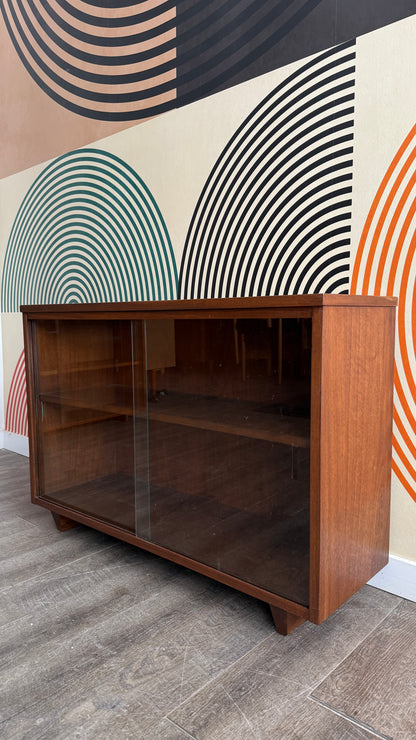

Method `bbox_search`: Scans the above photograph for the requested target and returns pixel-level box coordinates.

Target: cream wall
[390,478,416,561]
[0,314,3,435]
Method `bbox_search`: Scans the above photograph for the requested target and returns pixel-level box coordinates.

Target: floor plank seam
[0,612,30,634]
[0,680,77,728]
[255,668,309,692]
[308,696,393,739]
[163,717,198,739]
[0,571,187,650]
[13,515,40,531]
[308,596,405,693]
[0,542,119,594]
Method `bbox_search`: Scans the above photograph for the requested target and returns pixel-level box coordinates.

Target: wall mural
[1,148,177,310]
[0,0,177,120]
[5,350,27,437]
[1,0,416,527]
[352,124,416,504]
[179,40,355,298]
[1,0,414,122]
[176,0,331,108]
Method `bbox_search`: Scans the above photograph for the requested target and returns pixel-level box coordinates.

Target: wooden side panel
[309,307,323,620]
[310,305,396,624]
[22,315,41,503]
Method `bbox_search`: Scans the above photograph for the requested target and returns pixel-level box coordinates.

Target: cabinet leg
[51,512,78,532]
[270,605,306,635]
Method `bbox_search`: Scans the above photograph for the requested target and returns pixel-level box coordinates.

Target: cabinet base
[51,512,78,532]
[270,605,306,635]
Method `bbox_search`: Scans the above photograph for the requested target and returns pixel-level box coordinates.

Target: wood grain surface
[20,293,397,318]
[310,305,396,623]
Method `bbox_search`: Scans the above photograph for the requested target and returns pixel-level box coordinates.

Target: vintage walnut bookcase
[21,295,396,635]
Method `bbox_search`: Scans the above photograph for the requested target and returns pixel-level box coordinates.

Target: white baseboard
[368,555,416,602]
[2,431,29,457]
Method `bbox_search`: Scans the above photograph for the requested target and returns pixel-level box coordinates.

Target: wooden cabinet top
[21,294,397,317]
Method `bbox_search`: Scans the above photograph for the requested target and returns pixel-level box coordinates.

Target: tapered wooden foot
[270,605,306,635]
[51,512,78,531]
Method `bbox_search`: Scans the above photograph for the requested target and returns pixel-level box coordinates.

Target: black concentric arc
[179,40,356,298]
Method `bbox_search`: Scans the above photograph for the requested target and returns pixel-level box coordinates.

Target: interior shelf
[39,387,310,446]
[39,386,134,417]
[39,359,141,376]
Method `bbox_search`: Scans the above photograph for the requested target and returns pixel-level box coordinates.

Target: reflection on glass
[33,314,311,605]
[33,319,144,532]
[145,317,311,605]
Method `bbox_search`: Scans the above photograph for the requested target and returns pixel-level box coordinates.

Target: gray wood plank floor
[0,449,414,739]
[312,600,416,740]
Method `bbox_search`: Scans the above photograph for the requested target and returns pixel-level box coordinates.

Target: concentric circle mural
[179,40,355,298]
[352,123,416,503]
[1,148,177,310]
[0,0,177,120]
[177,0,328,106]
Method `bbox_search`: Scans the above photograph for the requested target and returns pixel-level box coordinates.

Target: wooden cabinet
[21,295,396,635]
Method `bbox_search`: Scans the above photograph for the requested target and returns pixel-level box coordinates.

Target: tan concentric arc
[351,123,416,503]
[1,0,177,120]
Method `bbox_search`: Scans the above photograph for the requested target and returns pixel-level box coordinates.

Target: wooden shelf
[39,388,309,447]
[39,412,126,434]
[39,385,134,417]
[148,393,309,447]
[39,359,137,376]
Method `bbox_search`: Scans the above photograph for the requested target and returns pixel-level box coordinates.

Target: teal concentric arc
[1,149,178,311]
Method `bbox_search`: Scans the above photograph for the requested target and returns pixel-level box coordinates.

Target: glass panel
[145,317,311,606]
[131,320,151,539]
[33,319,144,532]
